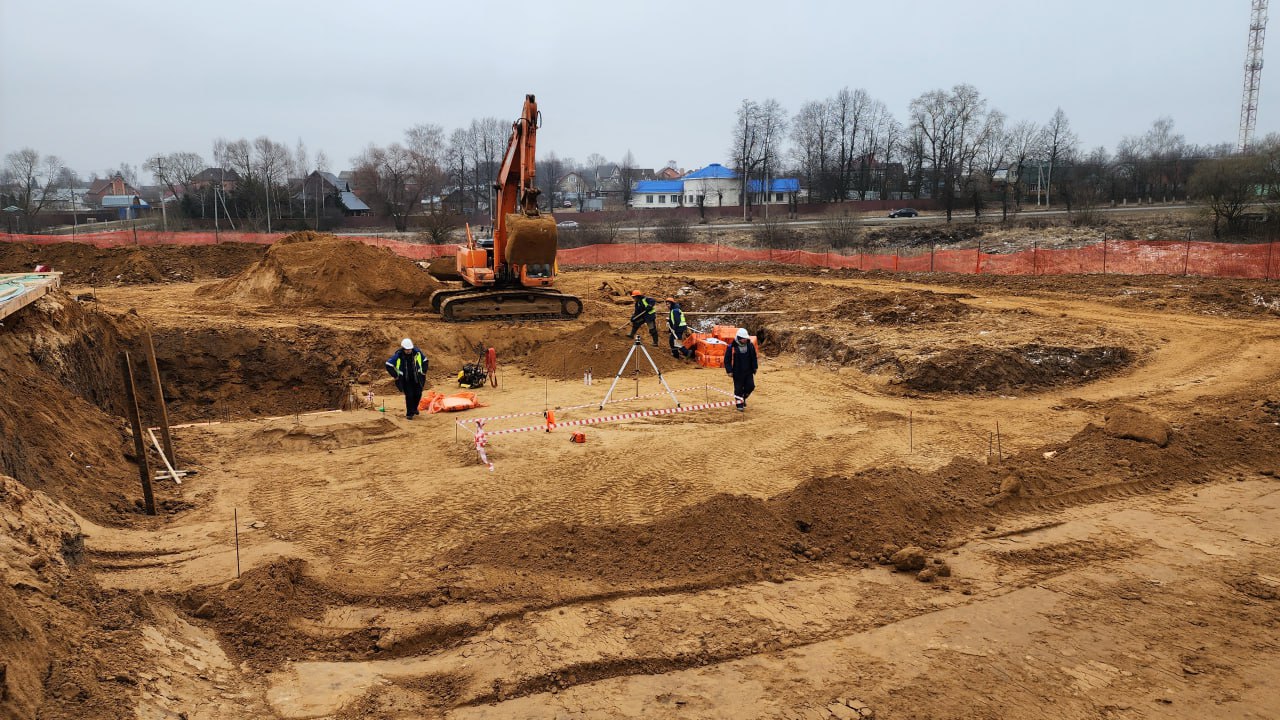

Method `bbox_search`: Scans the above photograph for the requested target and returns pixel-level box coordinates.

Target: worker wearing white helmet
[722,328,758,412]
[385,337,429,419]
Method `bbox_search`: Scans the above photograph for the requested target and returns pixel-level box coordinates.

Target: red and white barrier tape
[466,398,738,468]
[466,384,724,425]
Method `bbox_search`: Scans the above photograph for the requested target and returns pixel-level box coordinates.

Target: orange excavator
[428,94,583,321]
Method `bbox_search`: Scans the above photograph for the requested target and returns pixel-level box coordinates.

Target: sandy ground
[3,235,1279,719]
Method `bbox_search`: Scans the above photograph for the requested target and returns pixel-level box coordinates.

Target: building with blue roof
[631,163,801,209]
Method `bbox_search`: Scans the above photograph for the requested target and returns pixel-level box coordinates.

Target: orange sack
[418,391,487,414]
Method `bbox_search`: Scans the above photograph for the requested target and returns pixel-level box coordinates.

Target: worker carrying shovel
[385,338,428,420]
[627,290,660,346]
[666,297,692,359]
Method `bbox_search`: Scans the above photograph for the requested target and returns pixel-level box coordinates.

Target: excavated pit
[5,245,1280,719]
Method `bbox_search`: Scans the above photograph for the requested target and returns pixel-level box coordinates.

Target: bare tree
[145,151,204,204]
[1004,120,1042,212]
[356,124,447,231]
[1041,108,1078,207]
[254,136,291,223]
[468,117,507,216]
[730,98,787,217]
[1057,146,1111,224]
[446,128,469,215]
[791,99,833,202]
[969,110,1008,219]
[213,138,253,182]
[619,150,637,208]
[856,99,896,200]
[909,84,990,221]
[1188,154,1262,236]
[3,148,63,230]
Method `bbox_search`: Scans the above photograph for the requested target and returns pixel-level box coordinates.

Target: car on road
[556,220,579,229]
[887,208,919,218]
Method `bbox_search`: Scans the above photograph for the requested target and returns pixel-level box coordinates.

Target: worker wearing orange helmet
[627,290,659,346]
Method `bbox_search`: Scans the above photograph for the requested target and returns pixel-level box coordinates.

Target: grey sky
[0,0,1268,179]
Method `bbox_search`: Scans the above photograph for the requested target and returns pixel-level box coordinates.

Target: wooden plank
[119,352,156,515]
[143,330,176,468]
[0,273,62,322]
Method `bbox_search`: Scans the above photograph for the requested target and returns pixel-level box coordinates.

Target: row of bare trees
[734,85,1244,223]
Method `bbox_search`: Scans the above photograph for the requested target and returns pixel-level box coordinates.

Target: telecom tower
[1240,0,1270,151]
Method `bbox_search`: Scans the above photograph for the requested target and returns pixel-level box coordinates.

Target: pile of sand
[522,320,669,378]
[201,232,440,308]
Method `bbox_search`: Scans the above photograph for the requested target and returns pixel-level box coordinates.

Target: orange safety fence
[3,232,1277,280]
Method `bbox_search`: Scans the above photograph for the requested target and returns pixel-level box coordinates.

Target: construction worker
[723,328,758,412]
[666,297,691,359]
[385,338,428,420]
[628,290,659,346]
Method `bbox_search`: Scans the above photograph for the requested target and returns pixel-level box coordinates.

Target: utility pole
[156,157,168,232]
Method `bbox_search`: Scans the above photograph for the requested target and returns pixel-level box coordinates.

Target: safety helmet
[736,328,749,340]
[631,290,643,297]
[401,338,414,350]
[665,297,676,303]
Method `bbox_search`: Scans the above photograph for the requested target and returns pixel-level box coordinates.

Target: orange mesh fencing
[3,232,1277,280]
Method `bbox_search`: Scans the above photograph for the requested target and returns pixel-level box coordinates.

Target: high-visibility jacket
[385,348,428,388]
[632,296,656,321]
[668,305,688,333]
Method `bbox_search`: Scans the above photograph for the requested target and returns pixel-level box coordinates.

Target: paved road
[335,203,1191,239]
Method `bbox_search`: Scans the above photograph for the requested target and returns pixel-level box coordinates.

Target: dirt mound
[447,401,1277,596]
[448,459,996,587]
[522,320,657,379]
[179,558,396,667]
[0,241,265,285]
[1105,405,1172,446]
[829,289,974,325]
[201,234,439,308]
[899,344,1134,393]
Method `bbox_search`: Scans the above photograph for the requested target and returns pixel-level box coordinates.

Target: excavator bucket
[505,214,558,266]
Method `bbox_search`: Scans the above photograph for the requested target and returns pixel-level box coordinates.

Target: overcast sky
[0,0,1270,180]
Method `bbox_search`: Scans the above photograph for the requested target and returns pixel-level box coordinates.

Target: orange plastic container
[683,331,709,350]
[711,325,739,343]
[696,351,724,369]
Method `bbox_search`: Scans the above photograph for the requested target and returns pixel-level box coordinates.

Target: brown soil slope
[200,232,439,308]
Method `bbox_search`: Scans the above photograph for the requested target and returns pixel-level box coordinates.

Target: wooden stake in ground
[143,330,176,468]
[234,508,241,578]
[996,421,1003,464]
[119,351,156,515]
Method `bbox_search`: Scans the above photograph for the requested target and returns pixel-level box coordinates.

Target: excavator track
[434,288,583,322]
